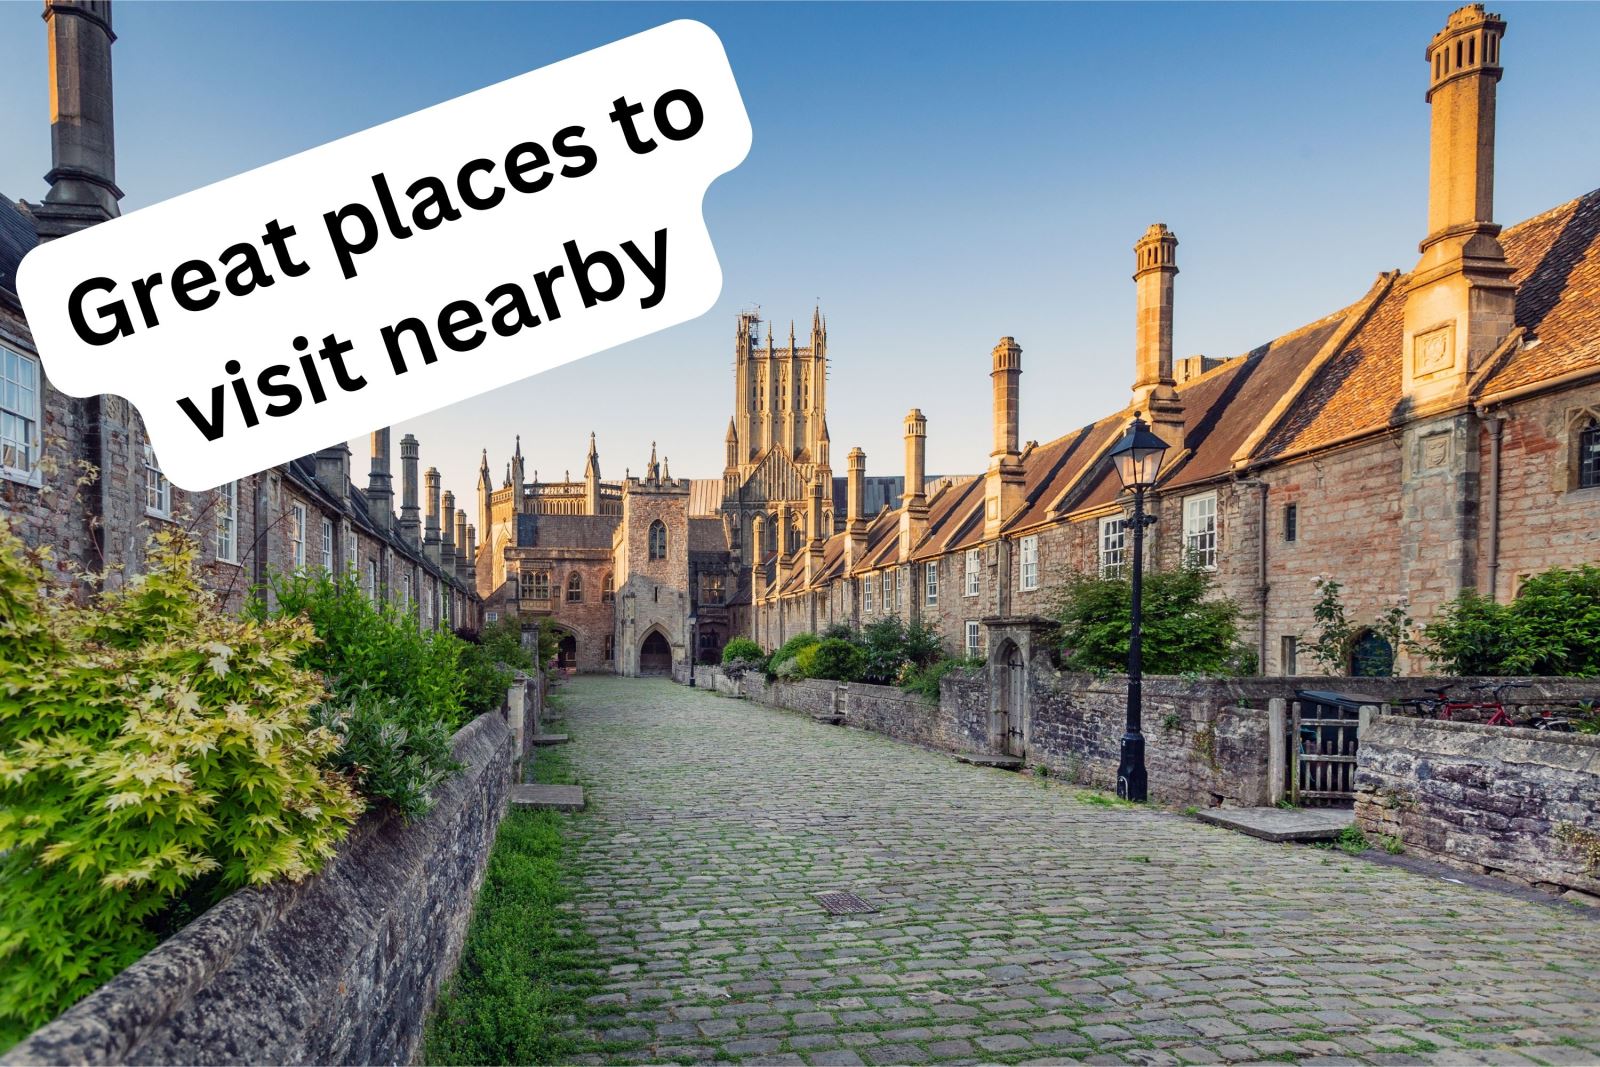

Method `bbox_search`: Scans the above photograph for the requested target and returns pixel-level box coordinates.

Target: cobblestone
[556,677,1600,1064]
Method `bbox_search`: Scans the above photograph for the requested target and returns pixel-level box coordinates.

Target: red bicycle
[1405,682,1571,731]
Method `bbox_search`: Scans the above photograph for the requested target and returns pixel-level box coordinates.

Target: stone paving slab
[508,783,584,811]
[551,676,1600,1066]
[530,733,571,746]
[1197,806,1355,842]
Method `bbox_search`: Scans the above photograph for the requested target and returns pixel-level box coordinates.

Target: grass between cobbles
[422,733,633,1065]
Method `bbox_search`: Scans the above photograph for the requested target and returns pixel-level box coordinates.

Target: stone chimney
[399,434,421,547]
[33,1,122,240]
[845,446,869,569]
[1403,4,1516,406]
[454,509,469,583]
[366,428,393,532]
[984,338,1025,539]
[1133,223,1185,448]
[900,409,929,557]
[423,466,442,562]
[464,523,477,584]
[440,490,457,573]
[314,444,350,505]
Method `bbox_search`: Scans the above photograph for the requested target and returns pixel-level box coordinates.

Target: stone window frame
[0,341,42,486]
[214,481,239,564]
[1182,491,1218,571]
[289,503,308,569]
[1567,407,1600,492]
[602,572,615,602]
[1283,502,1299,543]
[143,442,172,519]
[401,571,412,611]
[648,519,668,561]
[925,562,938,606]
[320,517,334,572]
[965,619,983,659]
[964,548,980,598]
[1019,535,1040,592]
[863,572,875,614]
[366,559,379,603]
[1099,516,1126,578]
[567,572,584,602]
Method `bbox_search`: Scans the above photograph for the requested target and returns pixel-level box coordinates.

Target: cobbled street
[553,677,1600,1066]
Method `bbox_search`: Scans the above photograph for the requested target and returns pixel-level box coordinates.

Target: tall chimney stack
[985,338,1025,539]
[454,509,469,583]
[1403,4,1516,404]
[367,428,393,532]
[1133,224,1186,448]
[399,434,421,547]
[845,446,868,569]
[900,409,929,557]
[805,474,825,583]
[423,466,442,562]
[440,490,457,573]
[34,1,122,239]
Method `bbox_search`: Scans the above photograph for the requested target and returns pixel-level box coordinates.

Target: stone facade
[1355,716,1600,899]
[0,4,478,630]
[747,7,1600,682]
[2,710,516,1066]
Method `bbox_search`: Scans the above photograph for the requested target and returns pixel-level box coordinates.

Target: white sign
[18,20,751,490]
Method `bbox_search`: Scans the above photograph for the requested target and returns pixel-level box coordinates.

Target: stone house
[0,1,479,628]
[749,4,1600,676]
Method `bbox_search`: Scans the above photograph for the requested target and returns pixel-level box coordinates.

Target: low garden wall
[718,668,1273,808]
[4,710,517,1067]
[1355,716,1600,900]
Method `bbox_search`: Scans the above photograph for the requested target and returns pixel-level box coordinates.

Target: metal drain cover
[815,890,876,915]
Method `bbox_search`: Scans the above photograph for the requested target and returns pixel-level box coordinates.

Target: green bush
[0,525,362,1046]
[857,618,945,685]
[250,570,468,729]
[458,617,537,718]
[901,656,982,702]
[1422,564,1600,676]
[796,637,865,681]
[311,688,459,822]
[721,636,764,666]
[765,632,819,679]
[1052,565,1254,676]
[249,571,471,818]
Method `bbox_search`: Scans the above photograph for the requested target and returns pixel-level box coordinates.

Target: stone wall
[1355,716,1600,899]
[4,711,515,1067]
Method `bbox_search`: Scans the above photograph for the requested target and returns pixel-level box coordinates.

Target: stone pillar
[399,434,421,548]
[33,0,122,239]
[367,428,393,533]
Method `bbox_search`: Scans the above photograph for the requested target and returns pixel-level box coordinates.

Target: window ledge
[0,467,43,489]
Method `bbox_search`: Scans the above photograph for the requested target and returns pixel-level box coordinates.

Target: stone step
[510,784,585,812]
[954,753,1025,770]
[1196,806,1353,843]
[530,733,570,746]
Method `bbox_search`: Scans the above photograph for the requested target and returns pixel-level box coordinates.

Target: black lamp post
[1106,412,1169,803]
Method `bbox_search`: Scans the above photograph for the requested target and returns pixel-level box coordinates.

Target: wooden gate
[1287,692,1375,805]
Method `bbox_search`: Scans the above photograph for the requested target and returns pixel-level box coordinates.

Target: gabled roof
[0,199,38,305]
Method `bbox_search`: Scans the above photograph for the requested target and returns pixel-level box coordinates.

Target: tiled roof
[688,479,724,517]
[0,199,38,302]
[1482,190,1600,395]
[515,513,618,550]
[688,516,731,554]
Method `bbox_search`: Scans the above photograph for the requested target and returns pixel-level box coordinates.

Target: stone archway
[639,629,673,674]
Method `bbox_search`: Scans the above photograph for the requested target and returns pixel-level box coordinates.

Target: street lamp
[1105,412,1169,803]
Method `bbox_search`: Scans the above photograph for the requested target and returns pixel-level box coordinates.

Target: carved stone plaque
[1422,433,1451,469]
[1414,325,1454,379]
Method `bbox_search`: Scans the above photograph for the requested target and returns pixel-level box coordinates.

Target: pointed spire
[587,431,598,458]
[584,431,601,481]
[820,418,831,442]
[812,304,822,334]
[789,319,796,348]
[726,416,737,442]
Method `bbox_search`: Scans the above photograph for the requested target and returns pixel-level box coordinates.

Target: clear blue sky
[4,2,1599,505]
